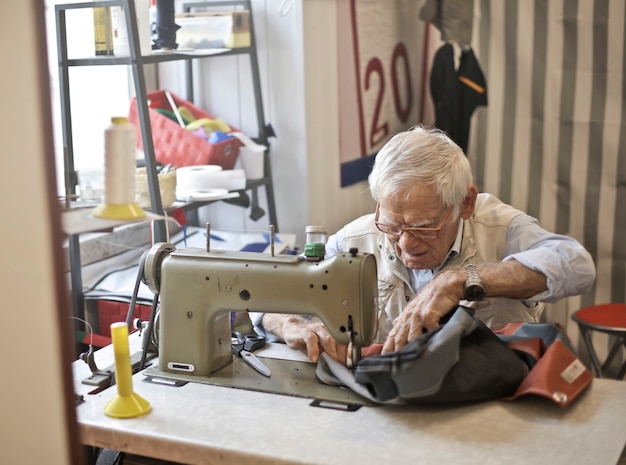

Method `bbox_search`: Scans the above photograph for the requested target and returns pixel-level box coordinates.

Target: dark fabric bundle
[353,307,527,403]
[316,307,592,407]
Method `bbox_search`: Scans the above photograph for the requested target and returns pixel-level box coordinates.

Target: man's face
[376,186,461,270]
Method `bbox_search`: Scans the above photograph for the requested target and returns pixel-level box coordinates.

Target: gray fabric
[554,0,578,238]
[612,5,626,302]
[316,308,528,405]
[581,0,609,306]
[419,0,475,46]
[473,0,490,190]
[527,0,549,217]
[315,354,400,404]
[360,308,474,400]
[498,0,519,203]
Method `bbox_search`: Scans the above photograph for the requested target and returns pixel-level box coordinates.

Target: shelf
[62,47,251,67]
[61,207,166,236]
[55,0,276,236]
[55,0,277,330]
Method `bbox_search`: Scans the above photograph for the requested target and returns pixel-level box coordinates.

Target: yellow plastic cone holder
[103,322,151,418]
[92,202,146,220]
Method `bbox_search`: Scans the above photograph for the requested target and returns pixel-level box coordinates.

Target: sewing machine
[142,238,378,378]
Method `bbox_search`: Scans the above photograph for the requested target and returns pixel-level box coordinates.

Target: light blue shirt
[325,214,595,303]
[252,211,595,340]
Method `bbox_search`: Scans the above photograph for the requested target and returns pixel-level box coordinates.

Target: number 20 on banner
[362,42,416,152]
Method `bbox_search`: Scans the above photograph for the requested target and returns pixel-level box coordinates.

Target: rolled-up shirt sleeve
[503,215,596,302]
[324,230,343,259]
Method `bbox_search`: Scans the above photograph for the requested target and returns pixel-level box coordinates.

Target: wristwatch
[464,264,485,301]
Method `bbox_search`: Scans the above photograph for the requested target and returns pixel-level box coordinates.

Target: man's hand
[381,260,548,353]
[381,268,464,354]
[262,314,348,364]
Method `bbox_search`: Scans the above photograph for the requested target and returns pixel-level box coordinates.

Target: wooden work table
[73,332,626,465]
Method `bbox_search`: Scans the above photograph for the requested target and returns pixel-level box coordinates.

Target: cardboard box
[175,11,251,49]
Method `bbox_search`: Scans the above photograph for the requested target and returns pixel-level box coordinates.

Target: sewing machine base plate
[143,357,374,406]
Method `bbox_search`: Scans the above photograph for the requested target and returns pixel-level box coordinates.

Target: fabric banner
[336,0,428,186]
[338,0,625,368]
[469,0,625,367]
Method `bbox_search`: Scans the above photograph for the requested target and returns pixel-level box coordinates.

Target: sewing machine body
[144,244,378,377]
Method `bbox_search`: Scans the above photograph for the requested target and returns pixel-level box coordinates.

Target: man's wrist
[443,268,469,302]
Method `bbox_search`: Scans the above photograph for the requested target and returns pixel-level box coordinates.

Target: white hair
[368,125,473,208]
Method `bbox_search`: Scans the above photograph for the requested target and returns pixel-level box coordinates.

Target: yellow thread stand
[104,322,151,418]
[92,202,146,220]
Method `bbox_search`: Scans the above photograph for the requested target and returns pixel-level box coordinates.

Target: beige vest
[340,193,543,343]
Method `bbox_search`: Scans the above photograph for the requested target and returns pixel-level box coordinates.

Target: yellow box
[175,11,251,49]
[228,10,251,48]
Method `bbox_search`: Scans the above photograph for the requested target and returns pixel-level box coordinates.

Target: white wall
[301,0,378,234]
[47,0,388,248]
[0,1,79,464]
[159,0,377,247]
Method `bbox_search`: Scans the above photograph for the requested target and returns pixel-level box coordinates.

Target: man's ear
[460,184,478,219]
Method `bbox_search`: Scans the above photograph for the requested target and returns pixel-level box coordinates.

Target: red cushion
[82,333,112,348]
[574,303,626,329]
[97,300,153,337]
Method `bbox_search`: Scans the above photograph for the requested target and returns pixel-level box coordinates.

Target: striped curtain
[464,0,625,361]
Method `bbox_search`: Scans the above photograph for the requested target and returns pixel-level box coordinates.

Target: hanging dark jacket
[430,43,487,153]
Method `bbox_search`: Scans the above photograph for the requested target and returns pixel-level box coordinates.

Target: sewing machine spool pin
[346,315,361,369]
[79,346,113,388]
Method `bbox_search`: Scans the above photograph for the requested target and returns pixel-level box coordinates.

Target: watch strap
[464,264,485,301]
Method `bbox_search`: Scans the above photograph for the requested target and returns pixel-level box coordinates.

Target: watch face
[465,284,485,301]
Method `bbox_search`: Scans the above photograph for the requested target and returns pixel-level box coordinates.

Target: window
[45,1,134,197]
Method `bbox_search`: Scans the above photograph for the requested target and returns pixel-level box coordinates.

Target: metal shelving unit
[55,0,276,325]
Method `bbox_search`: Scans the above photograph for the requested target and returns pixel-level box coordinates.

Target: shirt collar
[432,219,463,273]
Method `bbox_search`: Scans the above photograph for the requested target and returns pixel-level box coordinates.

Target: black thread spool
[154,0,180,49]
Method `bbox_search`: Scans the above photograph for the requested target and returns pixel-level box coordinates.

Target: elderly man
[256,126,596,364]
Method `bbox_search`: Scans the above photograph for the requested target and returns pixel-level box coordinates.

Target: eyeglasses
[374,203,453,240]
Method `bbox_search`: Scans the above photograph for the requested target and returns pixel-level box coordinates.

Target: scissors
[231,331,271,377]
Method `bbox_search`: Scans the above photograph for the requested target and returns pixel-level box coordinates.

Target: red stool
[571,303,626,379]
